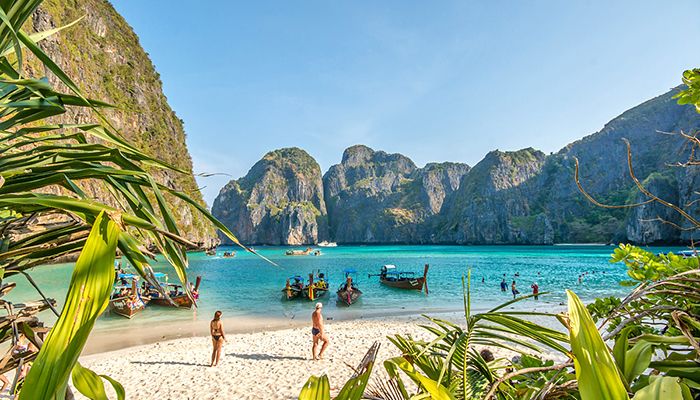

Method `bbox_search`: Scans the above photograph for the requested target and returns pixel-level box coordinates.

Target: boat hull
[150,294,193,308]
[337,288,362,306]
[281,287,303,300]
[109,297,146,318]
[302,287,328,301]
[380,277,425,290]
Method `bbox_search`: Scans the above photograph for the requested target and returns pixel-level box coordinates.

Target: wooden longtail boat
[281,276,305,300]
[303,272,329,300]
[337,269,362,306]
[110,275,148,318]
[148,274,201,308]
[222,251,236,258]
[285,247,313,256]
[370,264,429,293]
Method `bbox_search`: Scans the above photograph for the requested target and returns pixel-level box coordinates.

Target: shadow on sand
[131,360,209,367]
[228,353,306,361]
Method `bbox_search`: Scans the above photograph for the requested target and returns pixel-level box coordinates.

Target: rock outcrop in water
[213,87,700,245]
[28,0,216,246]
[212,148,327,245]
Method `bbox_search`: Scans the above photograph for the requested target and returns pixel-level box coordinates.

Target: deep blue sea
[3,244,685,332]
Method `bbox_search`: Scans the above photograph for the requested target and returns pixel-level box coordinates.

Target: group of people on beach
[208,303,330,366]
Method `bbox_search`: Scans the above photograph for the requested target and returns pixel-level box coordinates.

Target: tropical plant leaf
[19,211,120,399]
[298,374,331,400]
[631,376,691,400]
[566,290,630,400]
[71,362,108,400]
[385,356,455,400]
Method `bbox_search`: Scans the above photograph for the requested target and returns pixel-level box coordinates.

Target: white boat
[318,241,338,247]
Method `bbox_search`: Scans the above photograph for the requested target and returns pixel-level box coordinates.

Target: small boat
[371,264,429,293]
[303,272,329,301]
[285,247,313,256]
[222,251,236,258]
[677,250,699,258]
[109,274,148,318]
[282,275,305,300]
[205,249,217,256]
[337,269,362,306]
[147,274,201,308]
[318,241,338,247]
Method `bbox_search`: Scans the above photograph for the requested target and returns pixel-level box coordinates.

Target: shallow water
[3,244,684,335]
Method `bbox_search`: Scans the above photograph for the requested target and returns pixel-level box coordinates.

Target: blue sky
[110,1,700,206]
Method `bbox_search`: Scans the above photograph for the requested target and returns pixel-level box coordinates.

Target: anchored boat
[146,274,201,308]
[303,272,329,301]
[337,269,362,306]
[371,264,429,293]
[110,274,148,318]
[282,275,305,300]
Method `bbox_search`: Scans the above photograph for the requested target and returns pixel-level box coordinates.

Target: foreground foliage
[0,0,247,398]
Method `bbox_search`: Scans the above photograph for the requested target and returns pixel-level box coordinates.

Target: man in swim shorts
[311,302,329,360]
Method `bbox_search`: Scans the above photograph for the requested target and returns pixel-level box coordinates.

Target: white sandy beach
[74,312,567,400]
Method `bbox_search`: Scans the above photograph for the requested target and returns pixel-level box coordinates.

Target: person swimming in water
[210,310,226,367]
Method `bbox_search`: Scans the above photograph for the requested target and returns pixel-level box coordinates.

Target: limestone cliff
[211,148,327,245]
[26,0,215,246]
[323,145,470,243]
[213,87,700,245]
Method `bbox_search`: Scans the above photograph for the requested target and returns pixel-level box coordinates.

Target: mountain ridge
[213,87,700,245]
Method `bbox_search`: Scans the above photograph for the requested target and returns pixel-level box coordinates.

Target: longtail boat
[370,264,429,293]
[337,269,362,306]
[281,275,305,300]
[285,247,312,256]
[147,274,201,308]
[303,272,329,301]
[109,275,148,318]
[222,251,236,258]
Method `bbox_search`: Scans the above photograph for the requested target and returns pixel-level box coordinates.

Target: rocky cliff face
[323,145,470,243]
[27,0,215,246]
[436,148,550,244]
[213,87,700,245]
[211,148,327,245]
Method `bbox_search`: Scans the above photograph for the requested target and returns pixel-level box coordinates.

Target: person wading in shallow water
[311,303,329,360]
[531,282,539,300]
[210,310,226,367]
[511,280,519,299]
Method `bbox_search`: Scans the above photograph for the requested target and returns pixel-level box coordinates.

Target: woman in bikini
[210,310,226,367]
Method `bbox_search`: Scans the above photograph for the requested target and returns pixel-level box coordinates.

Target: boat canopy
[383,265,396,270]
[678,250,699,257]
[117,273,138,280]
[289,275,304,280]
[343,268,357,274]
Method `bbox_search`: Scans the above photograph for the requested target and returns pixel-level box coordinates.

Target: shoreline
[83,301,567,355]
[76,308,569,400]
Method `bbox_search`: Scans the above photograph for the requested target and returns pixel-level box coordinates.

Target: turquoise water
[3,245,685,332]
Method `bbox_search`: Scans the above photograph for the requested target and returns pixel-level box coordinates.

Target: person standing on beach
[210,310,226,367]
[511,280,519,299]
[531,282,539,300]
[311,303,329,360]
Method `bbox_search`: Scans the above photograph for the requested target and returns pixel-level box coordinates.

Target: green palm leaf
[19,211,120,399]
[566,290,630,400]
